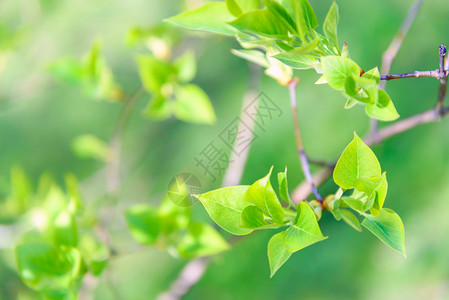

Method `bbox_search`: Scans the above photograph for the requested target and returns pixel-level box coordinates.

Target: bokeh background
[1,0,449,299]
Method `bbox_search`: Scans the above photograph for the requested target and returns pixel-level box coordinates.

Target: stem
[436,45,448,115]
[380,70,441,81]
[288,78,322,202]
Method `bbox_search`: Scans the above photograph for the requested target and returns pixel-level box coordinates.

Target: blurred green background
[1,0,449,299]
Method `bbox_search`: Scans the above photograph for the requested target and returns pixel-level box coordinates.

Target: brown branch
[371,0,424,134]
[436,45,448,115]
[380,70,442,81]
[288,78,322,202]
[292,106,449,204]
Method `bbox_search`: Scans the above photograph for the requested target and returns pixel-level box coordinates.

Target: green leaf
[165,3,236,36]
[365,89,399,121]
[11,166,33,211]
[52,210,78,247]
[344,98,358,109]
[195,186,253,235]
[321,56,360,90]
[78,234,109,276]
[15,243,82,291]
[177,222,230,258]
[124,204,161,245]
[323,1,339,52]
[344,75,358,97]
[341,190,374,212]
[173,84,216,124]
[272,52,319,70]
[282,202,326,252]
[290,0,318,40]
[143,94,172,120]
[231,49,270,68]
[71,134,109,162]
[277,167,292,204]
[175,51,197,83]
[47,58,85,85]
[263,0,297,34]
[267,232,292,277]
[340,209,362,232]
[243,167,285,223]
[226,0,243,17]
[362,208,406,256]
[158,193,191,235]
[355,76,378,103]
[362,67,380,84]
[64,173,83,213]
[241,205,268,229]
[136,55,176,93]
[370,174,388,216]
[229,9,289,38]
[333,132,381,189]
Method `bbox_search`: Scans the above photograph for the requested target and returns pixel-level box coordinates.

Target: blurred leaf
[11,166,33,211]
[15,243,82,292]
[365,89,399,121]
[71,134,109,162]
[173,84,216,125]
[177,222,230,258]
[323,1,339,52]
[282,202,326,252]
[143,94,172,120]
[267,232,292,277]
[175,51,196,83]
[226,0,243,17]
[78,234,109,276]
[362,208,406,256]
[158,193,191,235]
[340,209,362,232]
[195,186,253,235]
[229,9,289,38]
[64,173,83,213]
[124,204,161,245]
[166,3,236,36]
[241,205,268,229]
[333,132,381,190]
[321,56,360,90]
[136,54,176,93]
[47,58,85,85]
[52,211,78,247]
[226,0,259,17]
[243,167,284,223]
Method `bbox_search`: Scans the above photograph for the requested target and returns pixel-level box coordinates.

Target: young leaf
[243,167,285,223]
[226,0,244,17]
[158,193,191,235]
[136,55,176,93]
[362,208,406,256]
[229,9,289,38]
[321,56,360,90]
[53,210,78,247]
[340,209,362,232]
[333,132,382,189]
[277,167,292,204]
[124,204,161,245]
[165,3,236,36]
[195,186,253,235]
[272,52,319,70]
[173,84,217,125]
[175,51,197,83]
[71,134,109,162]
[78,234,109,276]
[365,89,399,121]
[241,205,268,229]
[267,232,292,277]
[263,0,297,34]
[282,202,326,252]
[177,222,230,258]
[231,49,270,68]
[370,174,388,216]
[15,243,82,291]
[362,67,380,84]
[323,1,339,52]
[287,0,318,40]
[143,94,172,120]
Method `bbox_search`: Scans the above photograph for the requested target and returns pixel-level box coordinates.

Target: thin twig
[436,45,448,115]
[288,78,322,202]
[372,0,424,134]
[292,105,449,204]
[380,70,443,81]
[107,87,144,193]
[157,63,261,300]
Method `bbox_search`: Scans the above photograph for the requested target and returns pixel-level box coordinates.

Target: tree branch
[436,45,448,115]
[371,0,424,135]
[288,78,322,202]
